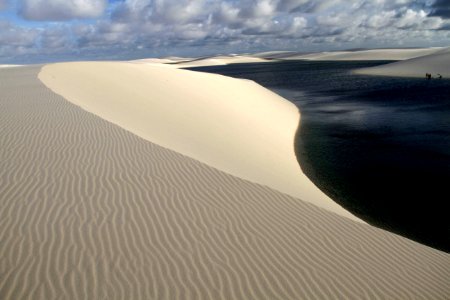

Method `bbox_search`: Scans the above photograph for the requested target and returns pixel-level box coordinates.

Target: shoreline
[188,60,450,252]
[354,47,450,78]
[38,61,361,222]
[0,64,449,299]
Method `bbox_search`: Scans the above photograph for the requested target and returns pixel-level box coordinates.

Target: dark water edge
[188,61,450,252]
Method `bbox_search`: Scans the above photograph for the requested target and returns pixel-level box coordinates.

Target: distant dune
[130,57,193,65]
[135,47,450,80]
[1,65,449,299]
[130,55,271,68]
[126,47,447,70]
[278,48,444,61]
[0,64,22,68]
[248,51,300,59]
[354,47,450,78]
[170,55,271,68]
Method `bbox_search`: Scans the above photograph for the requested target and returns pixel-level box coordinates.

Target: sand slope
[130,57,192,65]
[170,55,270,68]
[354,47,450,78]
[39,62,357,221]
[283,48,443,61]
[1,66,449,299]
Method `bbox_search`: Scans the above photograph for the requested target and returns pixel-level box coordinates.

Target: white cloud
[1,0,450,63]
[0,21,40,58]
[64,0,450,54]
[365,10,397,28]
[19,0,107,21]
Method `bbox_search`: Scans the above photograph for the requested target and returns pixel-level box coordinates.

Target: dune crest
[170,55,270,68]
[354,47,450,78]
[272,48,443,61]
[38,61,358,221]
[1,66,449,299]
[140,48,443,67]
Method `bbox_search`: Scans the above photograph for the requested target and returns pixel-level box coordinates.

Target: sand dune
[39,62,358,221]
[248,51,300,59]
[130,57,193,65]
[354,47,450,78]
[282,48,443,61]
[170,55,270,68]
[1,66,449,299]
[0,64,22,68]
[126,47,445,70]
[130,58,183,64]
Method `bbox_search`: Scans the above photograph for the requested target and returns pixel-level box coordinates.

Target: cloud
[0,21,40,59]
[276,0,311,12]
[430,0,450,18]
[2,0,450,63]
[112,0,211,24]
[19,0,107,21]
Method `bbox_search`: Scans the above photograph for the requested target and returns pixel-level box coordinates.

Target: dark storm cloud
[430,0,450,18]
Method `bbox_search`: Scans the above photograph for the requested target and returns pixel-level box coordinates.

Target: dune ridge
[132,48,446,68]
[282,47,443,61]
[39,61,358,221]
[137,48,446,68]
[1,66,449,299]
[354,47,450,78]
[130,55,271,68]
[170,55,270,68]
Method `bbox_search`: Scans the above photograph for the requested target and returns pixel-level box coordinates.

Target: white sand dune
[0,64,22,68]
[354,47,450,78]
[171,55,270,68]
[39,62,357,220]
[129,55,269,68]
[163,56,193,61]
[279,48,443,61]
[130,58,182,64]
[1,66,449,299]
[249,51,299,59]
[130,56,193,65]
[127,47,445,69]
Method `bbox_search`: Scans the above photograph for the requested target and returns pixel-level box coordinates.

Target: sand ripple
[0,66,449,299]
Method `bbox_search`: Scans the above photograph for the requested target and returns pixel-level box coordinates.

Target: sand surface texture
[355,47,450,78]
[1,66,450,299]
[39,62,357,220]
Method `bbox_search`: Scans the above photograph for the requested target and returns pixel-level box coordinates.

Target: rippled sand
[1,66,449,299]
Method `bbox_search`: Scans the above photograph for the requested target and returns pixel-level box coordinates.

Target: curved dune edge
[354,47,450,78]
[126,48,446,69]
[38,61,360,222]
[171,55,270,68]
[2,66,449,299]
[129,55,272,68]
[285,47,443,61]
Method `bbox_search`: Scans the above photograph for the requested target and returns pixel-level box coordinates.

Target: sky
[0,0,449,63]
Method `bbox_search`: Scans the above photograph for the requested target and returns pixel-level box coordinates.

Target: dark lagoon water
[189,61,450,252]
